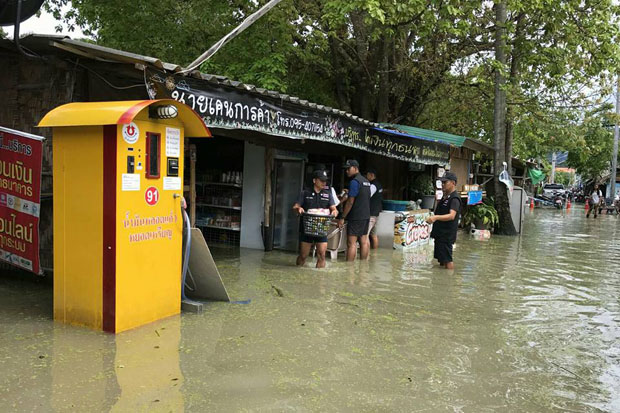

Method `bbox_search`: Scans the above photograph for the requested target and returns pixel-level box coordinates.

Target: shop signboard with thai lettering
[0,126,43,274]
[393,210,433,249]
[146,69,450,165]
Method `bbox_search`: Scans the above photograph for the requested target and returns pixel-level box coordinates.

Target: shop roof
[1,35,454,164]
[373,126,451,144]
[383,123,465,146]
[383,123,494,154]
[1,35,378,127]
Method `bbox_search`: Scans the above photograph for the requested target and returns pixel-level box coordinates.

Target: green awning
[383,123,466,147]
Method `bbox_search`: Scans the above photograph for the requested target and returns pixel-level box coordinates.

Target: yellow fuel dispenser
[38,100,211,333]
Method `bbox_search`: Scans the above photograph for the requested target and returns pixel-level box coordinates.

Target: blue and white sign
[467,191,483,205]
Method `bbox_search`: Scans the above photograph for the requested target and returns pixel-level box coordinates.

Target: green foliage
[463,199,499,229]
[565,106,617,181]
[554,171,574,187]
[409,174,434,198]
[41,0,620,177]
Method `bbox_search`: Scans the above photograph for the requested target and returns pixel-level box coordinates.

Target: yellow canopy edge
[38,99,211,138]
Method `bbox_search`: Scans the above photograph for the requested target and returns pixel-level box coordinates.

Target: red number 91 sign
[145,187,160,206]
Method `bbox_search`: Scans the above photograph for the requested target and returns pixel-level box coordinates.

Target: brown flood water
[1,206,619,412]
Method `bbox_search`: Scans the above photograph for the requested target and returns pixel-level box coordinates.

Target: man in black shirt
[426,171,461,269]
[293,170,338,268]
[337,160,372,261]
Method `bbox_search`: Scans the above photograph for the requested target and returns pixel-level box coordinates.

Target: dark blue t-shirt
[348,179,360,197]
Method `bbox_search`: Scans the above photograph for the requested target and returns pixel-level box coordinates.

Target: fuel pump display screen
[167,158,179,177]
[146,132,161,179]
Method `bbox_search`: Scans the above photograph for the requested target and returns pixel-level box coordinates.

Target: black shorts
[299,233,328,244]
[346,219,370,237]
[434,240,453,264]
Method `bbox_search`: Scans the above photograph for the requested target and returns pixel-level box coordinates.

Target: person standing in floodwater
[293,170,338,268]
[366,168,383,249]
[338,159,371,261]
[586,184,603,218]
[426,172,461,270]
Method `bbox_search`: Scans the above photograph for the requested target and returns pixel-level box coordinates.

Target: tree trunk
[493,0,517,236]
[350,11,373,119]
[377,37,391,122]
[327,35,352,113]
[504,13,524,173]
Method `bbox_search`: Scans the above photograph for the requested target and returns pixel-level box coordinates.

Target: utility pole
[611,74,620,199]
[550,151,556,183]
[183,0,283,72]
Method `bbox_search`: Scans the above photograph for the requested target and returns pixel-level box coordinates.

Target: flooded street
[2,206,620,412]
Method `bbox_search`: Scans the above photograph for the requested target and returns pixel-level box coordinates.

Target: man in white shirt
[586,184,603,218]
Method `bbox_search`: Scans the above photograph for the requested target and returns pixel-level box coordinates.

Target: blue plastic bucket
[382,200,410,211]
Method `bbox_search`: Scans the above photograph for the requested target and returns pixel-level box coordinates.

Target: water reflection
[111,316,183,412]
[51,326,117,412]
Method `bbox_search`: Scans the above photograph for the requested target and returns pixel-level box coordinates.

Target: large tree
[45,0,495,122]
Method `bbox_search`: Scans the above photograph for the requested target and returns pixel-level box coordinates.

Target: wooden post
[190,144,197,227]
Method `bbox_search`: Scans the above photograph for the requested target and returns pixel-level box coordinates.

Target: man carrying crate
[293,170,339,268]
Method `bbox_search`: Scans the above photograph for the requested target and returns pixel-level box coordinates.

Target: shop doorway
[272,159,304,251]
[191,137,244,246]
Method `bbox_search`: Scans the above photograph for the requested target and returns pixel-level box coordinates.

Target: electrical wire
[70,59,146,90]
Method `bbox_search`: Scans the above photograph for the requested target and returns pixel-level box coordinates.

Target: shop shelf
[196,203,242,210]
[197,224,241,232]
[202,182,243,188]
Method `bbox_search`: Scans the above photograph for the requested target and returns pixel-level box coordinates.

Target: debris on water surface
[271,285,284,297]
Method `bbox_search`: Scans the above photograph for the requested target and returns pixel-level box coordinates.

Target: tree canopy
[43,0,620,181]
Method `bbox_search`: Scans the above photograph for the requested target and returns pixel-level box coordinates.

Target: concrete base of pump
[181,299,204,313]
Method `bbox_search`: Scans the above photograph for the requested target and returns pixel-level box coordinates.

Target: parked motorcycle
[538,190,565,209]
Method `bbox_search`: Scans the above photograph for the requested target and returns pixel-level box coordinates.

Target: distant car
[542,183,566,198]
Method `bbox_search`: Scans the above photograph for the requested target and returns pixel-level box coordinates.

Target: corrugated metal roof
[10,35,381,127]
[3,36,492,151]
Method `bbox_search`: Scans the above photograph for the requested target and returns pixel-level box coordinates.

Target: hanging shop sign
[145,69,450,165]
[467,190,483,205]
[0,126,44,274]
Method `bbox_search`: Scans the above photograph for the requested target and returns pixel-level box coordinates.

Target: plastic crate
[302,214,332,237]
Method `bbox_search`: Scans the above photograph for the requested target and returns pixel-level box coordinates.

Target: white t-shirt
[331,187,340,207]
[592,190,602,204]
[370,183,377,197]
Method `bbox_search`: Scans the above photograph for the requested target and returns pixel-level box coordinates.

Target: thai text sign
[0,127,43,274]
[394,210,433,249]
[145,69,450,165]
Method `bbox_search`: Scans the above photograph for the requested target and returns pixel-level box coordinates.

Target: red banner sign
[0,126,44,274]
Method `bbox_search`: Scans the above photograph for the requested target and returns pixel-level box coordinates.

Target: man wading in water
[338,160,372,261]
[586,184,603,218]
[293,170,338,268]
[426,172,461,269]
